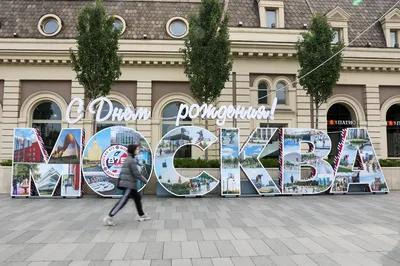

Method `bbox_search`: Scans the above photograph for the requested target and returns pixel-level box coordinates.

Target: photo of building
[0,0,399,165]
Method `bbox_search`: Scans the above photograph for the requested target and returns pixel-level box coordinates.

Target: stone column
[1,80,21,160]
[364,85,381,157]
[136,80,152,144]
[296,83,312,128]
[235,73,251,145]
[70,81,85,130]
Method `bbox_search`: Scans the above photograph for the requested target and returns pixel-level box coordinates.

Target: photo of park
[11,163,32,196]
[240,128,280,194]
[48,129,83,164]
[220,128,240,195]
[155,126,218,197]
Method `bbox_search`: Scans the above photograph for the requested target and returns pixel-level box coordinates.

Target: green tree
[70,0,122,134]
[180,0,232,159]
[296,13,344,129]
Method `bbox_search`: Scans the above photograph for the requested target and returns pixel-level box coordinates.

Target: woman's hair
[127,144,140,157]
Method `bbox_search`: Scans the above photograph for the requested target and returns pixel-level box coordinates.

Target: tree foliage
[180,0,233,105]
[69,0,122,100]
[296,13,344,128]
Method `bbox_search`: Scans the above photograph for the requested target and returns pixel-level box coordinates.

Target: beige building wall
[0,30,399,160]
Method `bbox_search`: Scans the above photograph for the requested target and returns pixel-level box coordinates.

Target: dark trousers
[109,188,144,217]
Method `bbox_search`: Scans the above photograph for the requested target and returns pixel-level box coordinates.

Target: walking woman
[103,144,151,226]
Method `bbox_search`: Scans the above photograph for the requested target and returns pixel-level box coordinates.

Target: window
[332,29,341,44]
[266,10,277,28]
[162,102,192,158]
[32,101,62,155]
[386,104,400,157]
[390,31,399,47]
[166,17,189,39]
[38,14,62,37]
[96,101,126,132]
[276,82,286,104]
[112,15,126,35]
[258,82,268,104]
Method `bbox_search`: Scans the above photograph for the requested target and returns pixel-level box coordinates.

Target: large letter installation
[154,126,219,197]
[81,126,152,197]
[331,128,389,193]
[220,128,281,196]
[280,128,334,194]
[12,128,84,197]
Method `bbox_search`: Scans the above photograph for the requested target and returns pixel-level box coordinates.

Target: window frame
[38,14,62,37]
[166,17,189,39]
[275,82,287,105]
[257,81,269,105]
[31,101,63,155]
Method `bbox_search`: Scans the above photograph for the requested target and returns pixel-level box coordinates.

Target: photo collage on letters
[235,128,281,195]
[12,128,84,197]
[82,126,152,197]
[154,126,219,197]
[220,128,241,195]
[332,128,389,193]
[281,128,334,194]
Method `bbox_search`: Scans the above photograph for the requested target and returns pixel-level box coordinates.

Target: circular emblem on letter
[82,126,152,197]
[101,145,128,178]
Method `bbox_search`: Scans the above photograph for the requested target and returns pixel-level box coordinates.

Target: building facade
[0,0,400,162]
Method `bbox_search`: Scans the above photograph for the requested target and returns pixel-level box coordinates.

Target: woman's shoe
[103,215,116,226]
[139,214,151,221]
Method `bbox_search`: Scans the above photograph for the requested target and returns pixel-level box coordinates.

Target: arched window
[276,82,287,104]
[258,82,268,104]
[162,102,192,158]
[386,104,400,157]
[96,101,127,132]
[32,101,62,155]
[327,103,354,158]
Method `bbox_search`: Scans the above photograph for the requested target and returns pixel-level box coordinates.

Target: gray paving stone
[231,256,255,266]
[0,244,26,261]
[171,230,187,242]
[279,238,312,254]
[143,242,163,259]
[68,261,91,266]
[84,243,113,261]
[171,259,191,266]
[140,230,157,243]
[27,244,63,261]
[124,242,146,260]
[230,240,257,257]
[289,255,319,266]
[123,230,142,243]
[270,255,297,266]
[46,244,79,261]
[246,239,276,256]
[263,239,294,255]
[104,243,129,261]
[198,241,220,258]
[129,260,150,266]
[181,241,201,259]
[65,243,96,261]
[163,242,181,259]
[88,261,110,266]
[250,256,277,266]
[186,230,203,241]
[48,261,72,266]
[307,254,340,266]
[211,258,234,266]
[150,259,171,266]
[191,258,212,266]
[214,240,238,257]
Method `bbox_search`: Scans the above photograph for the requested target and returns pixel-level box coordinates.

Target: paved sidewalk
[0,192,399,266]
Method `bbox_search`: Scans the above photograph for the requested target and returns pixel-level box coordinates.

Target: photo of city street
[333,128,389,193]
[282,129,333,194]
[155,126,218,196]
[13,128,45,163]
[30,164,66,196]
